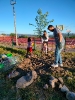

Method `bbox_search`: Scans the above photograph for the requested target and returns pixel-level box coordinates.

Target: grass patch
[0,46,26,56]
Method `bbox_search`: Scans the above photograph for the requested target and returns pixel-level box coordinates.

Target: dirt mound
[17,53,75,78]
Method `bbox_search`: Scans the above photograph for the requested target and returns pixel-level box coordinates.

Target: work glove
[58,42,62,49]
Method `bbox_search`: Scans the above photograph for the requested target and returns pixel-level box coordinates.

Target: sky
[0,0,75,35]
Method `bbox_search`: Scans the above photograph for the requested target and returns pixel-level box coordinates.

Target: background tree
[10,33,16,45]
[19,35,28,38]
[10,33,16,37]
[1,33,6,36]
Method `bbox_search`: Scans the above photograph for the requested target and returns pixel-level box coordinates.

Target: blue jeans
[54,43,64,65]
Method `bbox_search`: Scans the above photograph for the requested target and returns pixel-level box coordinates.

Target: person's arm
[58,32,63,42]
[47,34,49,40]
[56,28,62,42]
[56,28,63,49]
[41,37,44,43]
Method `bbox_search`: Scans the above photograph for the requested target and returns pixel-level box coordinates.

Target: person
[43,42,48,54]
[48,25,65,68]
[41,30,49,54]
[27,37,33,56]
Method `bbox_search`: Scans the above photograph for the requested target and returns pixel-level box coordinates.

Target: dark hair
[48,25,53,29]
[44,30,46,32]
[28,37,31,42]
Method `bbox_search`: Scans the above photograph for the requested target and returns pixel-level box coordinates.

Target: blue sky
[0,0,75,35]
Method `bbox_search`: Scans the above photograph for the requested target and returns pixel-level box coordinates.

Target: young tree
[36,9,54,35]
[29,9,54,36]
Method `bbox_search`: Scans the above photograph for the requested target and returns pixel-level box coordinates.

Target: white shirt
[41,34,49,43]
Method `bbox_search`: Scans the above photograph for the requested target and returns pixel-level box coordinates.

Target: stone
[49,76,55,80]
[66,91,75,100]
[67,77,72,80]
[66,70,69,73]
[16,71,37,88]
[23,58,31,64]
[49,76,58,83]
[59,84,63,89]
[61,73,65,76]
[49,75,58,88]
[58,77,64,84]
[18,64,25,69]
[43,84,48,89]
[39,70,42,74]
[7,70,20,79]
[26,55,31,58]
[49,80,55,88]
[18,58,31,70]
[29,67,33,70]
[53,78,58,83]
[73,76,75,79]
[60,85,69,93]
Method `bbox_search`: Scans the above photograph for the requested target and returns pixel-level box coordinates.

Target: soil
[17,52,75,78]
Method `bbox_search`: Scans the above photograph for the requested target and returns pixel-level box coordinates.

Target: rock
[67,77,72,80]
[23,58,31,64]
[60,85,69,93]
[39,70,42,74]
[73,76,75,79]
[29,67,33,70]
[58,77,64,84]
[49,76,55,80]
[16,71,37,88]
[49,80,55,88]
[43,84,48,89]
[66,70,69,73]
[42,63,45,66]
[18,64,25,69]
[1,54,7,59]
[18,58,31,70]
[59,84,63,89]
[7,70,20,78]
[32,71,37,79]
[39,63,42,66]
[49,76,58,83]
[53,78,58,83]
[66,91,75,100]
[61,72,65,76]
[49,76,58,88]
[26,55,31,58]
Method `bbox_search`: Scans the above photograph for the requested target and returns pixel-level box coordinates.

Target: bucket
[6,53,12,57]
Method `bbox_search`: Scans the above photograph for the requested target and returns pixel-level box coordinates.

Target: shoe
[51,64,58,68]
[59,64,63,67]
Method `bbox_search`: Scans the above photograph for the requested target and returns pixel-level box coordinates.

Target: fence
[0,36,75,51]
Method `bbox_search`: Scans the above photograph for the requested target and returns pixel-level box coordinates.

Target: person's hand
[32,43,34,46]
[58,42,62,49]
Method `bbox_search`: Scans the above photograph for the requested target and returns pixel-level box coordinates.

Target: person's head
[48,25,55,32]
[43,30,47,35]
[43,30,47,38]
[28,37,31,42]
